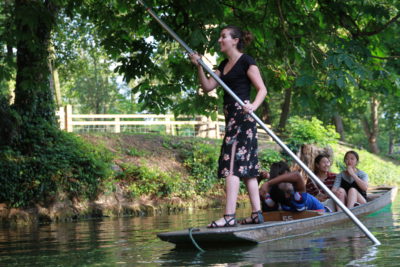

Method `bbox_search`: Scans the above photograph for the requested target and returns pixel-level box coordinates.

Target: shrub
[259,149,284,170]
[182,141,222,195]
[0,130,112,207]
[118,163,180,197]
[286,116,339,147]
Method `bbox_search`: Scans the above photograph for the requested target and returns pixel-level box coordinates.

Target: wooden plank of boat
[157,186,397,248]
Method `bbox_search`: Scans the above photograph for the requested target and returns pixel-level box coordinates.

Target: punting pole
[137,0,381,246]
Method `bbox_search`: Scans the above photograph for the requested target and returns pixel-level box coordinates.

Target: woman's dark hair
[222,25,253,52]
[269,184,291,206]
[268,161,292,206]
[269,161,290,179]
[344,150,359,163]
[313,154,330,173]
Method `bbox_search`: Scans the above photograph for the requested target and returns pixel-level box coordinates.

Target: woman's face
[344,153,358,167]
[316,157,331,173]
[218,28,238,53]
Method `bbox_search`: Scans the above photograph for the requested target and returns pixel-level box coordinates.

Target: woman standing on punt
[189,25,267,227]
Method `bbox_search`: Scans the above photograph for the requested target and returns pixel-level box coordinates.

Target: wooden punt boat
[157,186,397,248]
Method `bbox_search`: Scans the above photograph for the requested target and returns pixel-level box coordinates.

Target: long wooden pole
[137,0,381,246]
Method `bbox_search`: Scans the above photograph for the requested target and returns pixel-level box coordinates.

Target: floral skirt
[218,102,259,179]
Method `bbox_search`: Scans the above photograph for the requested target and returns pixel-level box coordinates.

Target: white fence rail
[55,105,271,141]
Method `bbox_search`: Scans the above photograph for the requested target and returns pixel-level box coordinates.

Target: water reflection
[0,197,399,266]
[158,200,400,266]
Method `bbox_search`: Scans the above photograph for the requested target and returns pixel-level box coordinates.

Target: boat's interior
[262,187,389,222]
[262,210,323,221]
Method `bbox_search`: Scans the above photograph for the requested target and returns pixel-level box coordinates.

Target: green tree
[0,0,110,207]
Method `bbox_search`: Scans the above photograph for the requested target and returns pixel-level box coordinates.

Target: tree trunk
[293,144,334,180]
[13,0,58,152]
[259,100,272,125]
[332,113,345,141]
[278,86,292,131]
[388,132,394,155]
[48,45,62,107]
[362,97,380,154]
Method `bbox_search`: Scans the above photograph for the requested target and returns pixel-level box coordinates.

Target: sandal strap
[223,213,236,226]
[251,210,264,224]
[209,221,218,228]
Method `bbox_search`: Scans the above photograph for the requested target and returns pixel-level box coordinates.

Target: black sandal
[239,210,264,225]
[207,213,237,228]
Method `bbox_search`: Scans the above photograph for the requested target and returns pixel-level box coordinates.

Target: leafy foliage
[258,149,284,170]
[182,141,222,194]
[285,116,340,147]
[0,131,112,207]
[111,138,223,199]
[0,0,400,209]
[117,163,182,198]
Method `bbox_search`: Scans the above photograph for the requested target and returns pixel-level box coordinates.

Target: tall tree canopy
[0,0,399,153]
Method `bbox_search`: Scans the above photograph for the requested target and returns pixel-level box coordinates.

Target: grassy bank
[84,133,400,197]
[1,133,399,225]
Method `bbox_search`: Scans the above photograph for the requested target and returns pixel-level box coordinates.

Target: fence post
[115,117,121,133]
[165,116,176,136]
[196,115,207,138]
[215,118,220,139]
[66,105,73,132]
[206,117,215,138]
[58,106,65,130]
[165,116,171,135]
[171,116,176,136]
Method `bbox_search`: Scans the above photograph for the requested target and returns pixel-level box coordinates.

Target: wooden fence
[56,105,225,139]
[55,105,272,141]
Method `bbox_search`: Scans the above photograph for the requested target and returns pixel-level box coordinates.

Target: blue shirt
[281,192,325,212]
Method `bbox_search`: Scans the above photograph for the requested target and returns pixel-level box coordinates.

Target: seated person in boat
[259,161,331,213]
[331,151,368,210]
[306,154,336,200]
[306,154,337,211]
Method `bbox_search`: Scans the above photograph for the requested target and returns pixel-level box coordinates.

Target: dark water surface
[0,196,399,267]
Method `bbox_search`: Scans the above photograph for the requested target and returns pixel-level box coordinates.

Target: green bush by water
[0,130,112,207]
[110,138,224,199]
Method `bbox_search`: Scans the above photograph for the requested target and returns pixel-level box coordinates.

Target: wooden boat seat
[263,210,324,222]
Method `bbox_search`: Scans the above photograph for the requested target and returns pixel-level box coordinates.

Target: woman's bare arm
[259,171,304,196]
[189,53,220,92]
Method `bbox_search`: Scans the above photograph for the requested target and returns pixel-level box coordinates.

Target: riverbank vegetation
[3,115,399,210]
[0,125,399,224]
[0,1,399,224]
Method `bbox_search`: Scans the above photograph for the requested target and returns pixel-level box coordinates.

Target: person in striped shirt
[306,154,337,211]
[306,154,337,201]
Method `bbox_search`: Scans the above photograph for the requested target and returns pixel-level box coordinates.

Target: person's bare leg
[356,192,367,204]
[346,187,358,208]
[238,177,262,224]
[208,174,240,227]
[245,177,261,212]
[333,187,347,211]
[347,188,367,208]
[225,174,240,214]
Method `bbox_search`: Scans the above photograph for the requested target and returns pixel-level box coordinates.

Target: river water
[0,196,399,267]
